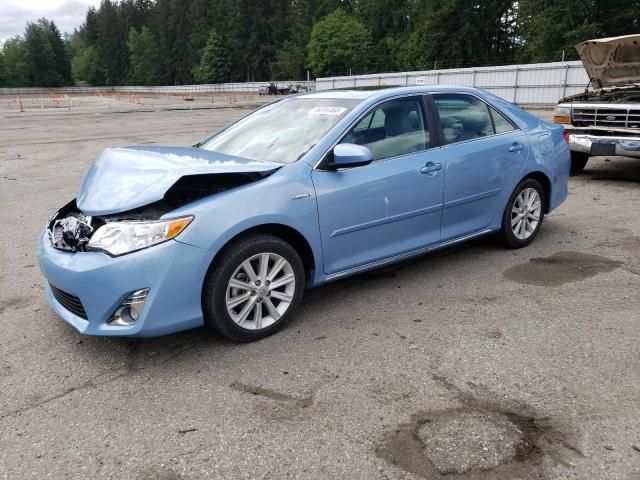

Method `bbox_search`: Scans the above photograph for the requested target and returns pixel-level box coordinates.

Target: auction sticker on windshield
[309,106,348,115]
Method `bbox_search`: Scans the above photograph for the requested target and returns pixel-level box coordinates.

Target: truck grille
[50,284,88,320]
[573,107,640,129]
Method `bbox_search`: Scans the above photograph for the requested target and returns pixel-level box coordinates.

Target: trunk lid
[77,146,281,216]
[576,34,640,89]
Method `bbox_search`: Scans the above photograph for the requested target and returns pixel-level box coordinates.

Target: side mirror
[329,143,374,169]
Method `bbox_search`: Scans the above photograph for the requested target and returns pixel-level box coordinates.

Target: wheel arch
[521,171,551,213]
[205,223,316,285]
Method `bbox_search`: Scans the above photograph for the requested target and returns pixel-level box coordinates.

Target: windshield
[201,97,360,164]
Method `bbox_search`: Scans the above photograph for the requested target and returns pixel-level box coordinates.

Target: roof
[300,90,380,100]
[301,85,486,101]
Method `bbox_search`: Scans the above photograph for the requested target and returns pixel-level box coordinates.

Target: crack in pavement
[0,339,204,421]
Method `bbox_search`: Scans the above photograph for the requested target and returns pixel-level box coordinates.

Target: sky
[1,0,101,43]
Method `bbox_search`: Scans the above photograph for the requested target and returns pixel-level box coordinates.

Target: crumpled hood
[576,34,640,88]
[77,146,281,216]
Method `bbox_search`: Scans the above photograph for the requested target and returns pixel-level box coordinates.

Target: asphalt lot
[1,95,639,479]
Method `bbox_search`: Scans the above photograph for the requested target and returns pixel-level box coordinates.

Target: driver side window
[341,97,430,161]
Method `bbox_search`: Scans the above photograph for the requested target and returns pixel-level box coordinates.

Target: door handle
[508,142,524,152]
[420,162,443,174]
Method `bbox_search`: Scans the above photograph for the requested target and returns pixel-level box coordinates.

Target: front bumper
[568,133,640,158]
[38,232,210,337]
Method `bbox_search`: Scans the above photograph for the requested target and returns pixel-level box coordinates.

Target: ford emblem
[606,115,616,121]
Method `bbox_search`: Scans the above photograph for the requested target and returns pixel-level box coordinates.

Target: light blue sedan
[38,86,570,341]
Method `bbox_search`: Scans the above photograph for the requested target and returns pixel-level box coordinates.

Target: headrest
[408,111,419,129]
[384,107,417,136]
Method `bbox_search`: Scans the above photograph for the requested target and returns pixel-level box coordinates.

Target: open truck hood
[576,34,640,89]
[77,146,281,216]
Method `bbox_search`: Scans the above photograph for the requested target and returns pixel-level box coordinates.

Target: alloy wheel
[511,187,542,240]
[225,252,296,330]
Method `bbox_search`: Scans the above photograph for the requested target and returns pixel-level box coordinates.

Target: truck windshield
[201,97,360,164]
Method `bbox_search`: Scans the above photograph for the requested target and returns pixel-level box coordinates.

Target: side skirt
[324,228,495,282]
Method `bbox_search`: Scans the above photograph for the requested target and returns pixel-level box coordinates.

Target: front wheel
[496,179,546,249]
[202,233,305,342]
[570,152,589,174]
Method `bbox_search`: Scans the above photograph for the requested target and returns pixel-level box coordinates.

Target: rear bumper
[568,133,640,158]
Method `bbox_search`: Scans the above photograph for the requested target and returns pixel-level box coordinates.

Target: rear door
[432,93,527,241]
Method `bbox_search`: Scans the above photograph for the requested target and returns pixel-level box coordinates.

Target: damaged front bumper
[568,133,640,158]
[38,231,210,337]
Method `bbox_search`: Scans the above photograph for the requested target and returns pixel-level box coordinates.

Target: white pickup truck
[554,34,640,173]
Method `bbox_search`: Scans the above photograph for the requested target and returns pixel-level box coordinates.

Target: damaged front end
[48,172,273,255]
[48,200,96,252]
[47,146,282,255]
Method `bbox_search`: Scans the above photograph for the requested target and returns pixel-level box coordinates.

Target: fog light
[108,288,149,326]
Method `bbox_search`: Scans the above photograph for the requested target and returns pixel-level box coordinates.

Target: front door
[312,96,445,275]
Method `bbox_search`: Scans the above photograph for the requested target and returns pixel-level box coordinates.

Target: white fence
[0,61,589,106]
[0,81,311,96]
[316,61,589,106]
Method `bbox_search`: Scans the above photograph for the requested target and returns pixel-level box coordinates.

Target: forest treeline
[1,0,638,87]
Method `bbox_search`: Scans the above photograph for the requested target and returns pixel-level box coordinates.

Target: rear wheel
[202,233,305,342]
[570,152,589,174]
[496,178,545,249]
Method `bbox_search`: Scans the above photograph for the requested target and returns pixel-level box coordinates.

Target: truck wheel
[570,152,589,174]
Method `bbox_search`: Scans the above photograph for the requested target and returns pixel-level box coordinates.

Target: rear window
[490,107,516,134]
[433,94,515,144]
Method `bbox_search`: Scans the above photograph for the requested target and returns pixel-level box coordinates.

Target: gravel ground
[1,96,639,479]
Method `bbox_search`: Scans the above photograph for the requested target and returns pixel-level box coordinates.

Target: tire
[570,152,589,174]
[202,233,305,342]
[495,178,546,249]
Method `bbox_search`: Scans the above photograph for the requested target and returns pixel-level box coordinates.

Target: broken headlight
[87,216,193,256]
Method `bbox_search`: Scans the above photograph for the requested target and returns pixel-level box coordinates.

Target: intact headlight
[87,216,193,256]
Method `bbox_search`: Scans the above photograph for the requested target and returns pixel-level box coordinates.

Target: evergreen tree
[0,52,7,87]
[2,0,640,88]
[79,6,99,45]
[71,46,105,85]
[189,0,217,58]
[152,0,196,84]
[307,8,372,76]
[128,26,163,85]
[2,37,30,87]
[270,0,339,79]
[593,0,640,37]
[194,29,232,83]
[406,0,517,70]
[24,19,71,86]
[517,0,597,62]
[47,21,72,84]
[352,0,412,71]
[95,0,130,85]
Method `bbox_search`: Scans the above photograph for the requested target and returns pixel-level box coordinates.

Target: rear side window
[341,97,430,161]
[490,106,516,134]
[434,94,513,144]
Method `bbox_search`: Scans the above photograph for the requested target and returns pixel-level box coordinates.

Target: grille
[573,106,640,129]
[50,284,88,320]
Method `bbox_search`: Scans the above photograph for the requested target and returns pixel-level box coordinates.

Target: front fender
[169,161,323,284]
